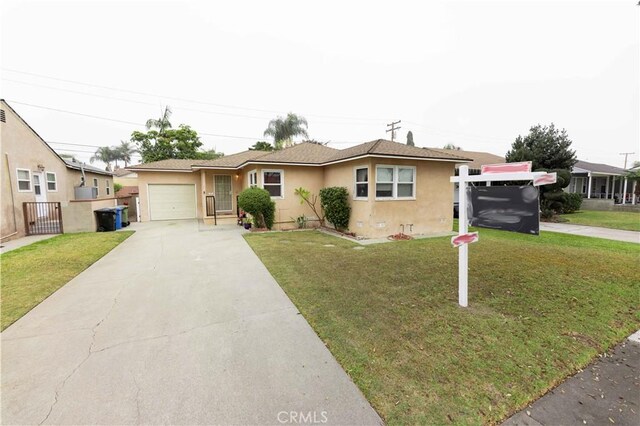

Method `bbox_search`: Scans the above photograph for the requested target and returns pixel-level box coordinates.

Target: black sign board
[466,185,540,235]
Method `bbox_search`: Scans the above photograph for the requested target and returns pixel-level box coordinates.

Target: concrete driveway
[540,222,640,244]
[1,221,381,425]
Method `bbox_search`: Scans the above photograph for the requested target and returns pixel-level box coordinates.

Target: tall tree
[263,113,308,149]
[115,140,138,167]
[146,106,172,134]
[90,146,116,171]
[249,141,275,151]
[505,123,576,170]
[132,124,212,162]
[406,131,414,146]
[505,123,577,217]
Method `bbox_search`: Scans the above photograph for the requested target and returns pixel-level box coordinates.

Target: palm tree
[146,106,172,134]
[263,113,308,149]
[116,140,138,167]
[90,146,115,171]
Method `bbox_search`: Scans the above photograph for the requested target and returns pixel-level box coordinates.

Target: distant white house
[567,160,636,205]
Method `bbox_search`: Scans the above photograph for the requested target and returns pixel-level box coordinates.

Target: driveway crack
[38,281,127,424]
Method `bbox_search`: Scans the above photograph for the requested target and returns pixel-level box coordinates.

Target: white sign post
[451,164,556,307]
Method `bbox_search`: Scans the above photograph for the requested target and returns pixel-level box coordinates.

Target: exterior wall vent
[0,109,5,123]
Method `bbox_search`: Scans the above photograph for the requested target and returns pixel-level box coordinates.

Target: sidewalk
[540,222,640,244]
[503,332,640,425]
[0,234,56,254]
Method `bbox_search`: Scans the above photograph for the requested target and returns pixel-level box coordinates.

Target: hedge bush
[562,192,583,214]
[319,187,351,231]
[238,187,275,229]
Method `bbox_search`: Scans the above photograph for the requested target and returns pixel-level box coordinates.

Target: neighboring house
[113,168,138,187]
[566,160,634,203]
[128,140,471,238]
[1,99,116,241]
[431,149,505,204]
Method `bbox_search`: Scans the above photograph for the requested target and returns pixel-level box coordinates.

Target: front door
[33,172,47,218]
[214,175,232,212]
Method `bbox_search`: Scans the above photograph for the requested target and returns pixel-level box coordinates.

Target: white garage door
[148,184,196,220]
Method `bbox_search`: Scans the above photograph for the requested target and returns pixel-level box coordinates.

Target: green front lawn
[0,232,133,331]
[561,210,640,232]
[245,230,639,425]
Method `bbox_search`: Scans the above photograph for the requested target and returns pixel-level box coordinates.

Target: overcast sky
[1,0,638,169]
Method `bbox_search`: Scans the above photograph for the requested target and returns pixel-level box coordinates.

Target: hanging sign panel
[467,185,540,235]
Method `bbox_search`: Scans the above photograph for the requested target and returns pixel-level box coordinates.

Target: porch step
[203,215,240,226]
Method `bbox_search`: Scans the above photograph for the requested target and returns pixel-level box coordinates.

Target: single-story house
[431,148,506,204]
[566,160,636,204]
[113,168,138,186]
[127,140,471,238]
[1,99,117,241]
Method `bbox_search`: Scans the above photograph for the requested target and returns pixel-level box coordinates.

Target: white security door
[33,172,48,218]
[148,184,196,220]
[214,175,232,212]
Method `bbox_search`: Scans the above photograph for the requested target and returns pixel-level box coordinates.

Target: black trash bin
[94,208,117,232]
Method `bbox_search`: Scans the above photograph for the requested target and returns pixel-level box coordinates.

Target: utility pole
[386,120,401,142]
[620,152,635,169]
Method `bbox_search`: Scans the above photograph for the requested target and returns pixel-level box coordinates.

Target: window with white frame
[46,172,57,191]
[106,179,111,195]
[354,167,368,199]
[248,170,258,188]
[17,169,31,191]
[93,178,99,196]
[262,170,283,198]
[375,165,416,199]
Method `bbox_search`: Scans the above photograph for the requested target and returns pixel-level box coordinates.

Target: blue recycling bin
[113,206,124,230]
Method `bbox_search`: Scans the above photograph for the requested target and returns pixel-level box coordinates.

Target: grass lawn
[245,229,639,425]
[0,231,133,331]
[561,210,640,232]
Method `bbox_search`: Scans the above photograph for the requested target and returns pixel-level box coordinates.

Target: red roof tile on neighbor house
[116,186,139,198]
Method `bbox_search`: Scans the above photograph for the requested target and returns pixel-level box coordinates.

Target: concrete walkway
[0,234,56,254]
[1,220,381,425]
[503,332,640,425]
[540,222,640,244]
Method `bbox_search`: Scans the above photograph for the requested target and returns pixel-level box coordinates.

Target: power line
[2,68,388,122]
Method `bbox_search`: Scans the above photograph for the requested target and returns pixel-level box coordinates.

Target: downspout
[1,152,19,240]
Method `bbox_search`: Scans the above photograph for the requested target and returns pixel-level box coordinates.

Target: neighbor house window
[93,178,99,196]
[262,169,283,198]
[46,172,57,191]
[354,167,368,199]
[375,165,416,199]
[105,179,111,195]
[248,170,258,188]
[17,169,31,191]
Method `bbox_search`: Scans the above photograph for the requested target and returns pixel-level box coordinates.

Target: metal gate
[23,202,63,235]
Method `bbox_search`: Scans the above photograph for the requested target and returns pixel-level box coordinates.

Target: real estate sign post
[450,164,557,307]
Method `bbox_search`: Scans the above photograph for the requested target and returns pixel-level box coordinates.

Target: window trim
[375,164,416,200]
[247,169,258,188]
[93,178,99,196]
[105,179,111,196]
[261,169,284,199]
[45,171,58,192]
[16,168,32,192]
[353,166,369,200]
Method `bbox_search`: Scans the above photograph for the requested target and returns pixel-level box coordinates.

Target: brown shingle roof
[426,148,505,170]
[129,140,472,171]
[127,159,196,171]
[329,140,472,163]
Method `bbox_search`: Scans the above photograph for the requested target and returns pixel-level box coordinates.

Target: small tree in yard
[294,187,324,227]
[238,187,276,229]
[319,187,351,231]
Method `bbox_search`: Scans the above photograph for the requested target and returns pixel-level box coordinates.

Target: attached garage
[148,184,196,220]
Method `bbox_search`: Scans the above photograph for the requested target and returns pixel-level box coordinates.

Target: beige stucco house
[128,140,470,238]
[1,100,117,241]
